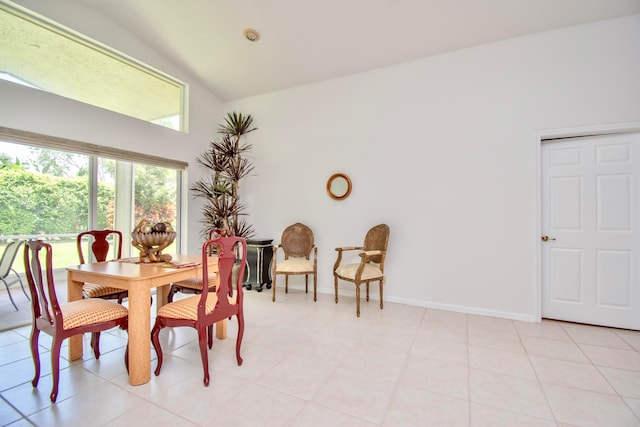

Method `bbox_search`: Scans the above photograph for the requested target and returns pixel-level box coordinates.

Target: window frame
[0,126,187,263]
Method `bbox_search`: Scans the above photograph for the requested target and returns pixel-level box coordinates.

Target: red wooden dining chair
[77,229,132,353]
[77,229,128,303]
[151,235,247,386]
[167,229,217,303]
[24,239,128,403]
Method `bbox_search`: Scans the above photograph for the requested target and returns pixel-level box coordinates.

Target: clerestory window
[0,1,187,131]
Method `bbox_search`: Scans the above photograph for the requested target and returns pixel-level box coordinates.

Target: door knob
[541,235,556,242]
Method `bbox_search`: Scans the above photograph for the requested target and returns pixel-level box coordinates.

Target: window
[0,134,184,271]
[0,1,187,131]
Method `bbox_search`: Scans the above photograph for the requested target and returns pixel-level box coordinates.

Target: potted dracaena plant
[191,111,257,239]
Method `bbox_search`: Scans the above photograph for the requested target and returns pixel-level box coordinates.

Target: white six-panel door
[541,133,639,330]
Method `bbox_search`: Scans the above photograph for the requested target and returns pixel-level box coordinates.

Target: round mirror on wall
[326,173,352,200]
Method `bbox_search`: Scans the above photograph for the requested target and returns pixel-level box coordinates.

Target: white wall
[227,15,640,321]
[0,0,226,253]
[2,2,639,321]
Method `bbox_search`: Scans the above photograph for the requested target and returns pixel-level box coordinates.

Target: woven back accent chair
[271,222,317,302]
[167,229,217,303]
[77,229,128,304]
[24,239,128,403]
[0,240,28,310]
[333,224,390,317]
[151,235,247,386]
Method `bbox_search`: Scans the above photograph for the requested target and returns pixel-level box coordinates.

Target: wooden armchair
[24,239,128,402]
[151,235,247,386]
[333,224,390,317]
[271,222,318,302]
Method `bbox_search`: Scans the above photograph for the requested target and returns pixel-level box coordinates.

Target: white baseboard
[318,286,539,323]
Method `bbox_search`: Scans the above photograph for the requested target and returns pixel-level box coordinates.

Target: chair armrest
[272,244,284,265]
[333,246,364,271]
[359,250,385,266]
[360,250,382,257]
[312,245,318,270]
[334,246,363,252]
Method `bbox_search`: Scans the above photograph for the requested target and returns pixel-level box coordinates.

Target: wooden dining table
[66,254,223,386]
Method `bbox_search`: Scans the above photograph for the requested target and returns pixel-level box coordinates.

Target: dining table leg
[216,320,226,339]
[127,283,151,385]
[155,284,169,311]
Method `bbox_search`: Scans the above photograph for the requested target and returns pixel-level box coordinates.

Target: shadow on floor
[0,282,68,332]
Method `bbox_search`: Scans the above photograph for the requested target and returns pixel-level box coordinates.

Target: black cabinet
[243,238,273,292]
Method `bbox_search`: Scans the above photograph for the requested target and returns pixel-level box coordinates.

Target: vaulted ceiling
[74,0,640,101]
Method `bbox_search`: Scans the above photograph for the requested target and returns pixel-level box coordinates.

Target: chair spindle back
[77,230,123,264]
[199,236,246,318]
[24,240,60,328]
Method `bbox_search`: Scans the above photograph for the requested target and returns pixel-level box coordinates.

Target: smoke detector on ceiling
[243,28,260,42]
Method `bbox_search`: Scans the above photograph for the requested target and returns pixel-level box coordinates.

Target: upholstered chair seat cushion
[82,283,126,298]
[174,273,217,291]
[157,292,237,320]
[61,298,128,330]
[275,258,313,273]
[336,263,383,281]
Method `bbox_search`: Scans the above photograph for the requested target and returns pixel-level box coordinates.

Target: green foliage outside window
[0,146,179,271]
[134,165,177,226]
[0,167,114,235]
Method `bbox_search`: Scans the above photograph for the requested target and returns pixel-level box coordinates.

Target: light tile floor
[1,287,640,427]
